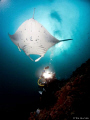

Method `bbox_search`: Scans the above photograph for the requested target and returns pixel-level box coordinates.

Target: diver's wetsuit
[39,78,61,108]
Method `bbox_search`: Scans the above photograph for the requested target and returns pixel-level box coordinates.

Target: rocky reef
[28,59,90,120]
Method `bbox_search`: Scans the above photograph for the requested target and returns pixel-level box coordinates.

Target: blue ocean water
[0,0,90,120]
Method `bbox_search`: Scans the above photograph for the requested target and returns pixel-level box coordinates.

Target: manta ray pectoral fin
[8,33,21,52]
[60,39,73,42]
[18,46,21,52]
[17,44,21,52]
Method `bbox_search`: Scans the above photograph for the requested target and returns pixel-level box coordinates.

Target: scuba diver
[37,67,69,108]
[38,66,56,88]
[37,66,56,95]
[37,66,60,108]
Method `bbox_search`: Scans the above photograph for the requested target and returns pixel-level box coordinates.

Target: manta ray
[8,9,72,62]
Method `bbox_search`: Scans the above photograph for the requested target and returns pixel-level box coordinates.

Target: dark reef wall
[28,59,90,120]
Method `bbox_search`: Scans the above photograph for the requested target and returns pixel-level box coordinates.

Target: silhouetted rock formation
[28,59,90,120]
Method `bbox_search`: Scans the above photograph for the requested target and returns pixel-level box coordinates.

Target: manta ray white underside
[9,15,72,62]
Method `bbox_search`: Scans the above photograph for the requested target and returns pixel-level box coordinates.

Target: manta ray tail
[33,8,36,19]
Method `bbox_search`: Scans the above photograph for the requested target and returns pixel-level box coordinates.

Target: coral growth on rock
[28,59,90,120]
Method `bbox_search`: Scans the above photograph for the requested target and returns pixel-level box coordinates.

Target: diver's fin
[38,91,43,95]
[43,88,46,92]
[60,39,73,42]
